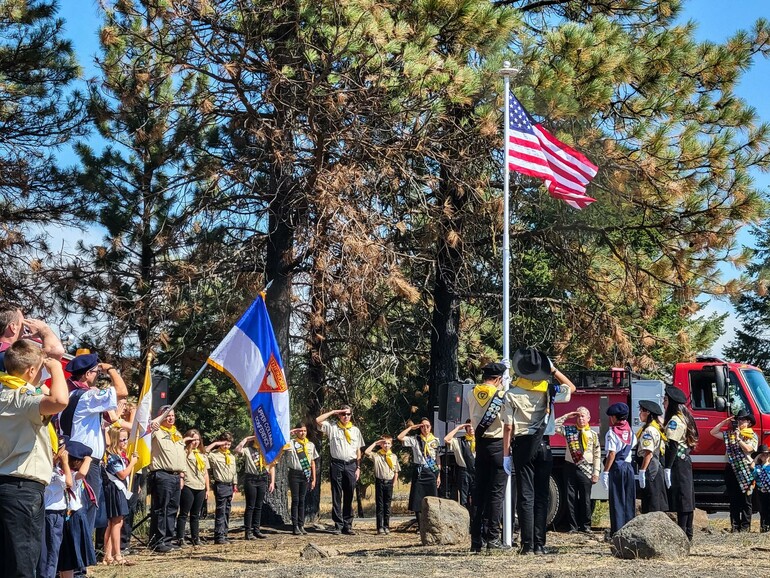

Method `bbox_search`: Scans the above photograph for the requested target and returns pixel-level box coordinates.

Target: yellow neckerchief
[0,372,58,453]
[191,448,206,472]
[637,419,668,454]
[295,436,310,456]
[577,423,591,450]
[159,424,182,443]
[110,419,123,430]
[337,419,353,443]
[512,376,549,392]
[465,433,476,454]
[219,448,232,466]
[420,433,437,456]
[473,384,498,406]
[740,428,755,439]
[378,448,395,471]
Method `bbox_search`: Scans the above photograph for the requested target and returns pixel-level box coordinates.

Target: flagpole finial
[500,61,519,76]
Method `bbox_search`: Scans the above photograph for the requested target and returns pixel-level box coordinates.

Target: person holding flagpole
[316,405,364,535]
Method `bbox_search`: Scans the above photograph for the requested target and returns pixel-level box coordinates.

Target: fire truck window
[689,371,716,410]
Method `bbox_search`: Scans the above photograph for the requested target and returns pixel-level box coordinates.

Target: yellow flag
[128,356,153,477]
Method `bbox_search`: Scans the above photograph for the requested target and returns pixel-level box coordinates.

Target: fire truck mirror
[715,395,727,412]
[714,365,727,396]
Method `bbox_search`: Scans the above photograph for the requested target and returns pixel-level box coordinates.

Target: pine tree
[0,0,84,306]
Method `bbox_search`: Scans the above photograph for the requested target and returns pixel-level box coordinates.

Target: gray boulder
[419,496,469,546]
[300,543,338,559]
[611,511,690,560]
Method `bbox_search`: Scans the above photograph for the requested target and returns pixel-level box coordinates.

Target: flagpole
[500,60,517,549]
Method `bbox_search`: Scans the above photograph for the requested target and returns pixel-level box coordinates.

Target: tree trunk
[428,164,465,408]
[262,453,291,526]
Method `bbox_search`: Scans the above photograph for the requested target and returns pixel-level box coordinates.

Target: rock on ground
[419,496,469,546]
[611,511,691,560]
[300,542,338,559]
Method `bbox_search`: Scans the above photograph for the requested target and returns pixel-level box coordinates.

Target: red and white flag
[506,91,598,209]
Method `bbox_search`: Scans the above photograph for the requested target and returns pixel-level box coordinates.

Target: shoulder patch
[667,420,678,431]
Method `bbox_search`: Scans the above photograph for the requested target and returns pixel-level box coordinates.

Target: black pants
[213,481,234,540]
[330,459,356,529]
[455,466,474,509]
[289,469,309,526]
[0,476,45,578]
[375,478,394,530]
[564,461,592,532]
[244,473,268,532]
[149,470,181,549]
[758,492,770,531]
[677,511,694,540]
[513,435,552,551]
[470,437,507,546]
[725,465,752,531]
[177,486,206,542]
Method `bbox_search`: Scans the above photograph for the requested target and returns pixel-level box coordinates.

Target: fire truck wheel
[546,473,565,528]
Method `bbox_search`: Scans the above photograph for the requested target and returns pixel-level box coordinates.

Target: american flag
[507,92,598,210]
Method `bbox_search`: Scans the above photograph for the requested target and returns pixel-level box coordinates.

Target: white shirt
[45,466,67,510]
[605,429,637,463]
[69,387,118,459]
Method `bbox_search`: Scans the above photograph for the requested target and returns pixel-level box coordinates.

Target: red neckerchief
[67,378,90,392]
[611,421,633,445]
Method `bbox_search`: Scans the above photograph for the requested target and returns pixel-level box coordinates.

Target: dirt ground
[91,515,770,578]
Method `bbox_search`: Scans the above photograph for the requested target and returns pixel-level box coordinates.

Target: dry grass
[90,514,770,578]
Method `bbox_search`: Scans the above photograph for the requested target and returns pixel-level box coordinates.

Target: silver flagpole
[500,60,516,548]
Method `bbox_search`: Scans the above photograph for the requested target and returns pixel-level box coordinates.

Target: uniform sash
[725,429,756,495]
[293,439,312,481]
[564,425,593,478]
[755,464,770,493]
[474,388,505,438]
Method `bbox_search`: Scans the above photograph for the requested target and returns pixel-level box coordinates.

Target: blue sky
[54,0,770,356]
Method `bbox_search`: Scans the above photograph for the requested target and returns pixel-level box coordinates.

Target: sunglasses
[341,413,352,417]
[119,439,128,443]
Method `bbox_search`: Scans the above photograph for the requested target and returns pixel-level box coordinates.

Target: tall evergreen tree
[0,0,84,306]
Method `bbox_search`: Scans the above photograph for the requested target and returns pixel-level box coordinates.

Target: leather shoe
[518,546,534,556]
[330,527,342,535]
[153,545,172,553]
[533,546,550,555]
[470,543,483,553]
[254,531,267,539]
[214,538,231,545]
[342,527,356,535]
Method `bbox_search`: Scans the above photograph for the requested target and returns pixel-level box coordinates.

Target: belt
[153,469,181,475]
[331,458,357,465]
[0,475,45,490]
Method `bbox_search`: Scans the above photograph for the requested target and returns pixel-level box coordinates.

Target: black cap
[665,386,687,405]
[639,399,663,416]
[607,402,629,418]
[511,347,551,381]
[481,362,507,379]
[735,410,756,427]
[753,444,770,458]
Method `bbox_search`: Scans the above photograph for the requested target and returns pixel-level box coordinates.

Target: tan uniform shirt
[150,428,186,473]
[0,385,52,485]
[449,437,475,469]
[502,384,571,437]
[369,451,401,481]
[286,439,319,472]
[403,435,440,466]
[320,420,363,461]
[184,450,209,491]
[208,450,237,483]
[665,413,686,444]
[465,386,505,438]
[554,421,601,477]
[637,425,663,457]
[242,445,269,476]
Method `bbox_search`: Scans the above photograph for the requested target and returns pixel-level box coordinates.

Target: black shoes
[293,526,302,536]
[153,545,173,553]
[214,537,231,545]
[330,527,342,535]
[470,543,483,553]
[486,539,511,551]
[342,527,356,535]
[244,532,253,541]
[533,545,553,555]
[518,546,534,556]
[254,530,267,539]
[299,526,308,535]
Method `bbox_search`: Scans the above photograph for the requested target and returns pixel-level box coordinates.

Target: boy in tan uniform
[365,435,401,534]
[0,340,68,576]
[207,432,238,544]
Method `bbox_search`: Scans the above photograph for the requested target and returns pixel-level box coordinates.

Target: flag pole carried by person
[127,352,154,489]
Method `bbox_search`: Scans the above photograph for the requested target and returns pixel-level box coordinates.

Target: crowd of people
[2,306,770,577]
